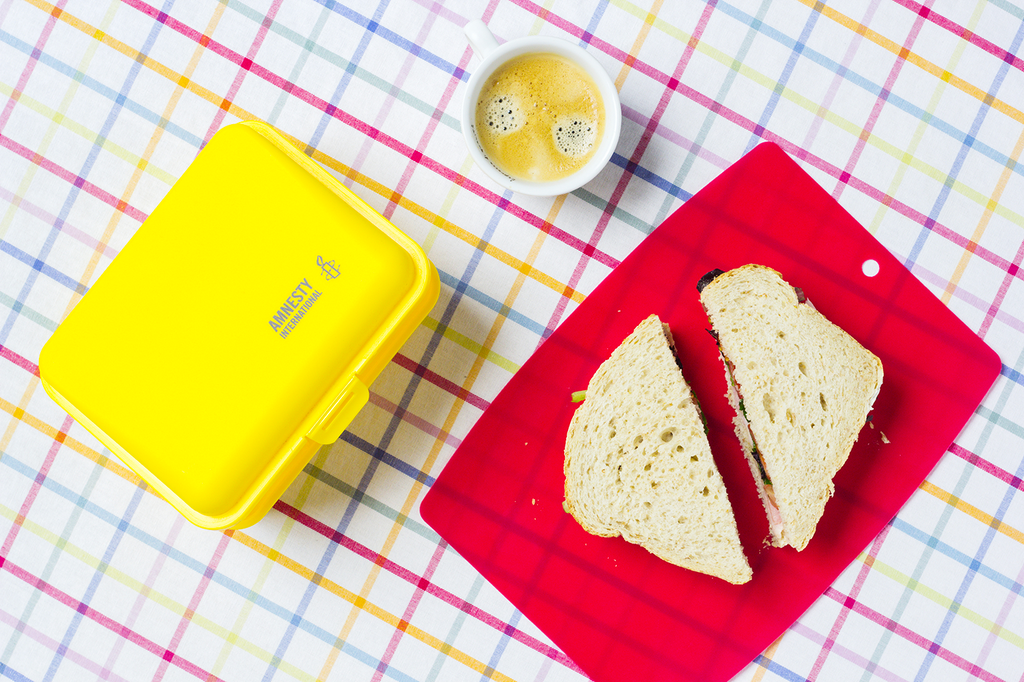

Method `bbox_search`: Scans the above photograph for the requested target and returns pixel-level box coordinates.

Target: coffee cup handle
[464,19,499,59]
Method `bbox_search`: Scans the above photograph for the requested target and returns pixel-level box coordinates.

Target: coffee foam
[552,115,597,157]
[481,95,524,135]
[474,53,604,183]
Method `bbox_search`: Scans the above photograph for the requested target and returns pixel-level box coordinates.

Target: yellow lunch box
[39,121,439,530]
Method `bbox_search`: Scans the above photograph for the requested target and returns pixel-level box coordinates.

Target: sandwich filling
[723,354,785,539]
[706,324,786,542]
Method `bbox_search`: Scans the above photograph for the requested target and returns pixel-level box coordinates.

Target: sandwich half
[563,314,752,584]
[698,265,883,551]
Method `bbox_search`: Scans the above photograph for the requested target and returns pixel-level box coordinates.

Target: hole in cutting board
[862,259,880,277]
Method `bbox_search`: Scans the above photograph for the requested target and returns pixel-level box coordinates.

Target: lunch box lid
[39,121,439,530]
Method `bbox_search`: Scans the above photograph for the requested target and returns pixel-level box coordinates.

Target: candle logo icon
[317,255,340,280]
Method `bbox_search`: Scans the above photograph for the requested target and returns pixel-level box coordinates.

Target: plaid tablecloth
[1,1,1022,680]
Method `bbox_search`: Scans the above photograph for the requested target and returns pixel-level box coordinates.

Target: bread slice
[563,315,752,584]
[698,265,883,551]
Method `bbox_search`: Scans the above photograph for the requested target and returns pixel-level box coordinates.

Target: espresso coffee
[474,53,605,182]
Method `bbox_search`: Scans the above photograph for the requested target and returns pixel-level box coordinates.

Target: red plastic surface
[420,143,1001,682]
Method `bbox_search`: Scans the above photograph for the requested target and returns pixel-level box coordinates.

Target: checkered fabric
[1,1,1022,681]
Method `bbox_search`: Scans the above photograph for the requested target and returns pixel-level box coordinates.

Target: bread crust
[563,315,752,584]
[700,265,883,551]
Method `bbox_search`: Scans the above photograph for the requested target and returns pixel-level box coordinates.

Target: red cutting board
[420,142,1001,682]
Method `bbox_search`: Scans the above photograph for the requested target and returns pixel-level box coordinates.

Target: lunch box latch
[306,375,370,445]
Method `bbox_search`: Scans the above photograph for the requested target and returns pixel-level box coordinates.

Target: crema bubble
[481,94,524,134]
[552,115,597,157]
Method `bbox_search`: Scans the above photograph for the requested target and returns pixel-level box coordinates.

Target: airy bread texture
[699,265,883,551]
[563,315,752,584]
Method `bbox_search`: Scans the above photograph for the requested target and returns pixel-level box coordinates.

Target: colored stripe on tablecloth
[938,62,1024,320]
[796,0,1022,121]
[0,183,121,263]
[271,502,574,668]
[820,586,1007,682]
[664,0,786,229]
[0,0,111,597]
[0,27,203,149]
[1,555,222,681]
[603,0,1024,172]
[856,545,1024,649]
[0,233,91,294]
[975,204,1024,338]
[334,4,444,219]
[903,15,1023,269]
[16,0,1024,218]
[151,529,233,681]
[746,0,824,155]
[223,527,521,682]
[977,534,1024,673]
[2,437,165,676]
[826,0,912,203]
[366,389,463,452]
[0,416,71,562]
[38,478,148,682]
[0,344,38,377]
[919,455,1024,679]
[34,0,1024,264]
[753,519,1022,681]
[804,527,896,681]
[0,132,148,224]
[369,541,449,682]
[910,263,1024,344]
[890,0,1024,72]
[0,451,551,681]
[0,82,178,189]
[201,0,284,144]
[4,12,176,679]
[0,607,132,682]
[4,0,1022,301]
[0,0,66,132]
[0,291,56,335]
[950,443,1024,492]
[0,4,146,345]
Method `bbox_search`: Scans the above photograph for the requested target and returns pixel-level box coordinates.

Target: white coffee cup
[461,20,622,196]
